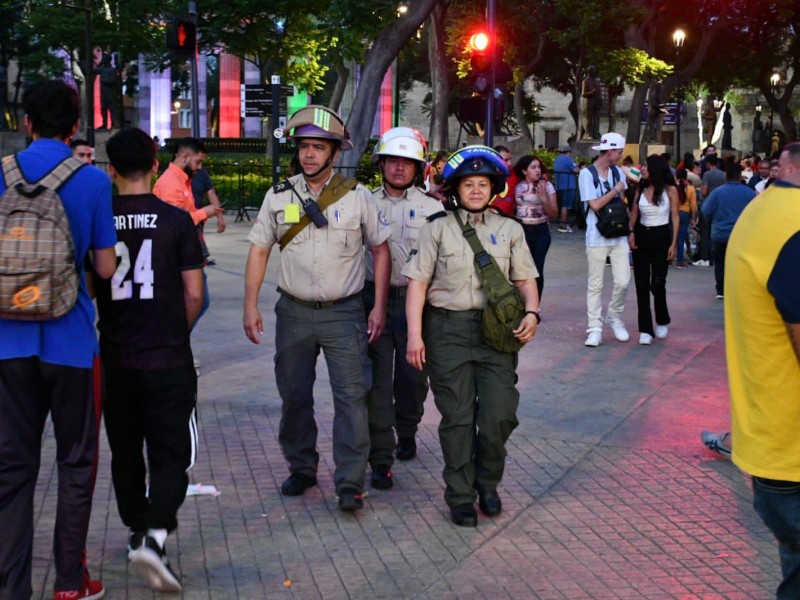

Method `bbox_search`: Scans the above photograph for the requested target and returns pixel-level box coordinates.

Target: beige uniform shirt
[365,186,445,286]
[402,209,538,311]
[248,172,391,302]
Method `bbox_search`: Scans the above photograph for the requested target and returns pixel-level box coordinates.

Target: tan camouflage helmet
[283,105,353,151]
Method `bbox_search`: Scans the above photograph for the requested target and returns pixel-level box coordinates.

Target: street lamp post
[672,28,685,164]
[769,72,780,134]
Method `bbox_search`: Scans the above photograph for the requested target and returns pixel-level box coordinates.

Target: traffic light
[467,30,513,95]
[166,18,196,56]
[468,30,493,95]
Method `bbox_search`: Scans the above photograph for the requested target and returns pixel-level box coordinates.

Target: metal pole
[484,0,496,146]
[675,96,681,164]
[189,1,200,137]
[271,75,281,186]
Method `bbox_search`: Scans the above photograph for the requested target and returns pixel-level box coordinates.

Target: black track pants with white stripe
[102,364,197,533]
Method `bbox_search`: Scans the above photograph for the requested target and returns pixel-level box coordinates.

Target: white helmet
[371,127,427,168]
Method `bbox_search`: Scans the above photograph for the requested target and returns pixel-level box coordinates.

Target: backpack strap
[36,156,86,191]
[584,164,621,216]
[2,155,25,189]
[1,155,85,192]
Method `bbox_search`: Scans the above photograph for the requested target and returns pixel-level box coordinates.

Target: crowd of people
[0,80,797,599]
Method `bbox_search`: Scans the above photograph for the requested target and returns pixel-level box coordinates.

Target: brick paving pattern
[27,222,779,599]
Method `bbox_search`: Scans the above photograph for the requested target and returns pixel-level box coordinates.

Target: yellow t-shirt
[728,182,800,480]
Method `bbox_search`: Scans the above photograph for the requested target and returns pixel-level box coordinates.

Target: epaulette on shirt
[273,180,292,194]
[427,210,447,222]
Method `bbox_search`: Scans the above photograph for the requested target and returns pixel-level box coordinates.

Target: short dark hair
[174,136,207,157]
[725,162,743,181]
[106,128,157,178]
[69,138,90,149]
[783,142,800,166]
[23,79,80,139]
[706,155,719,166]
[493,145,510,154]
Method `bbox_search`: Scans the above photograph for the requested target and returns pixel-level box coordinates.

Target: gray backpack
[0,155,84,320]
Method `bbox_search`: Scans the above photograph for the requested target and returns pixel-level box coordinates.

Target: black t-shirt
[96,193,204,369]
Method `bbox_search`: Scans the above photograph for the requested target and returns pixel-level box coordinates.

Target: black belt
[429,306,483,321]
[364,281,407,299]
[277,287,359,309]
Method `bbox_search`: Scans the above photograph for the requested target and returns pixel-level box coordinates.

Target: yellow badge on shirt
[284,203,300,224]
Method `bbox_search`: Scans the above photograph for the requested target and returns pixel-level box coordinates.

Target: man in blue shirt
[0,80,117,600]
[553,145,579,232]
[701,162,756,299]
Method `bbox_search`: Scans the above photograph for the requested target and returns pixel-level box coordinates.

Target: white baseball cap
[592,132,626,151]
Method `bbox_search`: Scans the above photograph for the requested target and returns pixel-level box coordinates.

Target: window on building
[179,109,192,129]
[544,130,560,152]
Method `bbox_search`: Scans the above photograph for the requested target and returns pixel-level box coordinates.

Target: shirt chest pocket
[276,209,310,246]
[327,205,361,256]
[488,241,511,274]
[438,230,471,278]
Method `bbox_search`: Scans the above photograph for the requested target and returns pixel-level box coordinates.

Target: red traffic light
[469,32,490,53]
[166,18,196,56]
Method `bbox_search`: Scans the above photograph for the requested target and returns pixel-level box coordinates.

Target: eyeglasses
[602,181,611,192]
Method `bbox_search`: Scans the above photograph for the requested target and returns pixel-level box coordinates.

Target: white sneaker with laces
[130,535,182,593]
[655,325,669,339]
[584,329,602,347]
[606,316,629,342]
[639,333,653,345]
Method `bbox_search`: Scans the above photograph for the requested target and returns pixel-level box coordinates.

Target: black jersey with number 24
[96,193,204,369]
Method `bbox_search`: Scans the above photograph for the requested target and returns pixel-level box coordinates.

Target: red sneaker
[53,573,105,600]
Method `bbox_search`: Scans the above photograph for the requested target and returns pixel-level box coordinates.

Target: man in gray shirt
[695,155,726,265]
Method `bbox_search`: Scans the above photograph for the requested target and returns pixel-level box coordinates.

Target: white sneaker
[639,333,653,345]
[655,325,669,339]
[584,329,602,347]
[606,316,629,342]
[130,535,182,592]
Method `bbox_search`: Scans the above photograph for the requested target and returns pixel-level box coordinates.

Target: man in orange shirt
[153,138,222,225]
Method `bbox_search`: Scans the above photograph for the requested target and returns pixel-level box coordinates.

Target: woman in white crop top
[628,154,680,345]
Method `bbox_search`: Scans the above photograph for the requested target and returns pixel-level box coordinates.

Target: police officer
[402,146,540,527]
[243,105,391,511]
[364,127,445,489]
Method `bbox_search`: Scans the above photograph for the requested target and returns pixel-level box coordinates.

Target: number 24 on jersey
[111,240,154,300]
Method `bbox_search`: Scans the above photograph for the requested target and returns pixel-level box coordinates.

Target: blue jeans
[753,476,800,599]
[677,211,690,263]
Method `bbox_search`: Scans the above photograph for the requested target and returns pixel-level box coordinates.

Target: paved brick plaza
[31,221,778,599]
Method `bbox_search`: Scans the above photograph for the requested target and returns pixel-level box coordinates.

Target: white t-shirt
[578,165,629,248]
[638,189,671,226]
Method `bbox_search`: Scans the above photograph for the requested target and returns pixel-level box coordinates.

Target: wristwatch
[526,309,541,324]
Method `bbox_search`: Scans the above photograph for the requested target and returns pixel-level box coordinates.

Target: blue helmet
[441,145,509,198]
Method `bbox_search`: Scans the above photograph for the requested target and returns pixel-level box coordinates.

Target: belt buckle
[314,300,324,309]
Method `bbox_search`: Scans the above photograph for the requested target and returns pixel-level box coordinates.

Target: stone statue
[721,103,733,150]
[752,111,764,154]
[702,99,717,147]
[582,65,600,140]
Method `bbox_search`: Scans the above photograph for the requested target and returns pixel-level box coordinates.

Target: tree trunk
[625,83,648,144]
[328,61,349,112]
[427,5,449,151]
[568,93,578,139]
[339,0,439,172]
[514,80,533,152]
[607,90,617,133]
